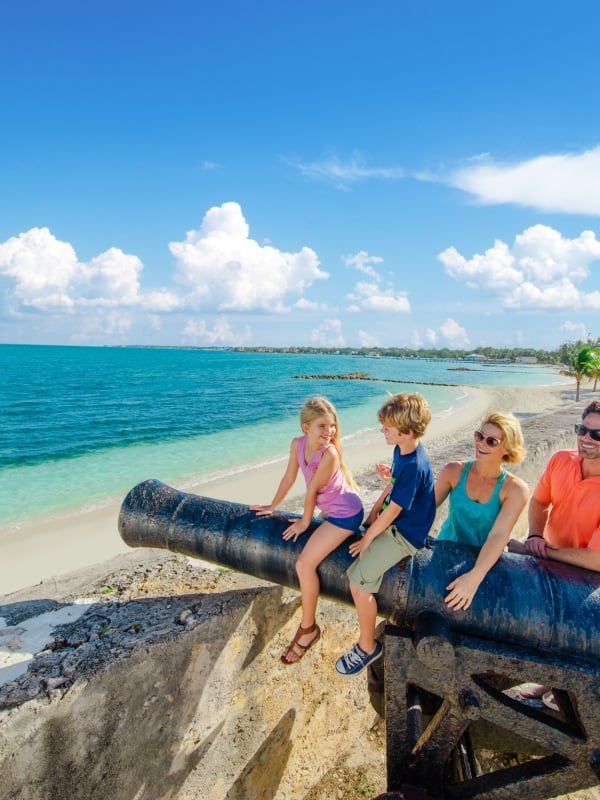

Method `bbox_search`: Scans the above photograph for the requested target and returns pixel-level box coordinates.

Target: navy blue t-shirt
[388,442,435,549]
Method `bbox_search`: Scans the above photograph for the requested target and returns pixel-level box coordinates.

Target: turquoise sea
[0,344,567,528]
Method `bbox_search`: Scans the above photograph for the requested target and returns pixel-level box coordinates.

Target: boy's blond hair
[377,392,431,438]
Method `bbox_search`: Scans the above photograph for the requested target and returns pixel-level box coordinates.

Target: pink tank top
[296,436,363,519]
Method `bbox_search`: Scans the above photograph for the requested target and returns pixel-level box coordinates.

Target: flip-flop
[281,622,321,665]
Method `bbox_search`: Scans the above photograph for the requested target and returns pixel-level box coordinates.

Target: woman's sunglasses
[575,423,600,442]
[474,430,502,448]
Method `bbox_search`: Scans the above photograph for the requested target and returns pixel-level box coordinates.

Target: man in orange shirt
[506,400,600,710]
[509,400,600,571]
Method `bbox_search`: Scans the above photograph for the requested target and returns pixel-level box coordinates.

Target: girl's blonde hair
[300,396,358,491]
[481,411,526,464]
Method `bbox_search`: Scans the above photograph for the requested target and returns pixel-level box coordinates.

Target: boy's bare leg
[350,583,379,655]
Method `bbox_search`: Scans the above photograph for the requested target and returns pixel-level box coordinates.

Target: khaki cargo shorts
[346,524,417,593]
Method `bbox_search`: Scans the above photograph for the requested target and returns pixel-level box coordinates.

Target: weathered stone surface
[0,554,384,800]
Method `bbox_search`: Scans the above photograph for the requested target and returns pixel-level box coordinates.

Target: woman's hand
[282,519,309,542]
[444,571,482,611]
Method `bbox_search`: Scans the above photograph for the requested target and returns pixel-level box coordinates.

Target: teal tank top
[437,461,508,549]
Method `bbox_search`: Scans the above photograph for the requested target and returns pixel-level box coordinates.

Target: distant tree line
[234,345,588,363]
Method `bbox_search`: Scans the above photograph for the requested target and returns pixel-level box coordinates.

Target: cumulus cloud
[425,328,437,345]
[445,147,600,216]
[343,251,384,280]
[358,330,379,348]
[169,202,328,312]
[294,298,333,312]
[310,318,345,347]
[345,281,411,313]
[0,226,179,313]
[439,318,470,348]
[181,316,250,345]
[71,310,132,343]
[560,320,590,341]
[438,224,600,310]
[0,203,328,337]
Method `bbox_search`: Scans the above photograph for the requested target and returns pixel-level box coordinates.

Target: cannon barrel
[119,479,600,662]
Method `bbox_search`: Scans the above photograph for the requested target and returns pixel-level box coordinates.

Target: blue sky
[1,0,600,351]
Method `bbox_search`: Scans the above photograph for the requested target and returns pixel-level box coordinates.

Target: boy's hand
[349,532,373,558]
[375,463,392,481]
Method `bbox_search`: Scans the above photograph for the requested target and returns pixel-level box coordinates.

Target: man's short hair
[582,400,600,420]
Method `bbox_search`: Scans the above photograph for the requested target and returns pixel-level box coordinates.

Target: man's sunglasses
[574,423,600,442]
[474,430,502,447]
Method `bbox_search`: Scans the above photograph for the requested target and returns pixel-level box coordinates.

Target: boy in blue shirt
[336,392,436,676]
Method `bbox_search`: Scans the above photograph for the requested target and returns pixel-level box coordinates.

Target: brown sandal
[280,622,321,665]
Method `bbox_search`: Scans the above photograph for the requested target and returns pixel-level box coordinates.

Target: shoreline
[0,381,588,599]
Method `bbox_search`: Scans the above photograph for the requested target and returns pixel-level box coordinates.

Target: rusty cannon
[119,479,600,800]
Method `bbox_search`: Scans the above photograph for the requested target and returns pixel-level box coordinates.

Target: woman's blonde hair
[300,396,358,491]
[481,411,526,464]
[377,392,432,438]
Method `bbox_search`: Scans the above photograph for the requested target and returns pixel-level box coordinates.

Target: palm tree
[586,347,600,392]
[559,344,596,402]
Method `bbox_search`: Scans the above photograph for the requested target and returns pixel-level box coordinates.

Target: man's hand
[508,536,557,559]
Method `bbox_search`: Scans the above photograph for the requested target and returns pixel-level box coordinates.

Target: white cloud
[310,318,345,347]
[71,310,132,343]
[447,146,600,216]
[425,328,437,345]
[410,330,423,348]
[560,320,590,341]
[169,202,328,312]
[294,298,333,312]
[0,203,327,336]
[438,224,600,310]
[0,226,179,314]
[439,318,470,348]
[289,153,404,190]
[345,281,411,313]
[343,250,384,280]
[181,316,250,345]
[358,330,379,348]
[0,227,79,310]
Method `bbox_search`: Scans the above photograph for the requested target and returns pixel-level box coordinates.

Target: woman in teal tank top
[434,411,529,611]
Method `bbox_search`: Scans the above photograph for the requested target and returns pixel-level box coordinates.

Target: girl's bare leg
[283,522,351,660]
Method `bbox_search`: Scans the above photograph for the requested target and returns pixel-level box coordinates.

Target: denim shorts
[347,524,417,593]
[326,507,365,532]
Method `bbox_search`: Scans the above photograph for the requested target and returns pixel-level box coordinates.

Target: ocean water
[0,344,567,527]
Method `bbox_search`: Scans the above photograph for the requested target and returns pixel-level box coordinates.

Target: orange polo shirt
[534,450,600,551]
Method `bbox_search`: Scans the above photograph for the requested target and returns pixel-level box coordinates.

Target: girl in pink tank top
[251,396,363,665]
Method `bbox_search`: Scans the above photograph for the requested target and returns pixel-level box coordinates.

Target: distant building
[515,355,538,364]
[465,353,488,362]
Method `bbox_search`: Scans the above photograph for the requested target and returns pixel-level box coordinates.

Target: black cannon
[119,479,600,800]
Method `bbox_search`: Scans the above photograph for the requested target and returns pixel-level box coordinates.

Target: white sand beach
[0,380,585,598]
